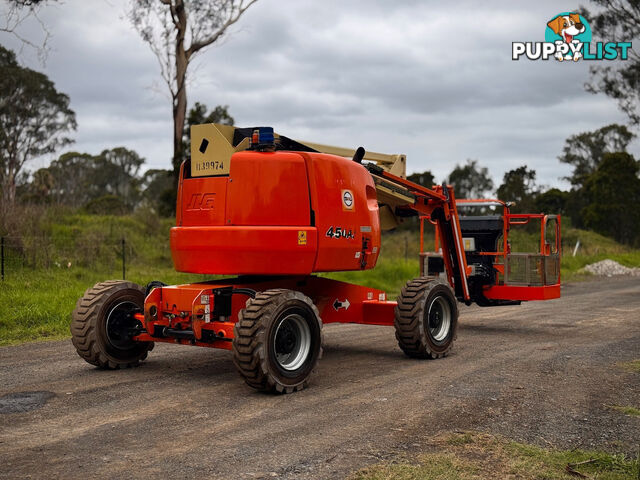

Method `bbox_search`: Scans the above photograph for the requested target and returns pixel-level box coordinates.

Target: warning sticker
[298,231,307,245]
[342,189,354,211]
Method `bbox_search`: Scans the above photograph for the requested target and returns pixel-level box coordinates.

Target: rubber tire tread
[71,280,153,369]
[232,289,323,394]
[394,277,458,359]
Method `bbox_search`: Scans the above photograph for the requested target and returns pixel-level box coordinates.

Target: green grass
[509,225,639,282]
[620,359,640,374]
[0,209,207,345]
[325,257,419,299]
[561,227,631,256]
[349,432,639,480]
[350,454,476,480]
[609,405,640,417]
[0,265,207,346]
[3,209,176,271]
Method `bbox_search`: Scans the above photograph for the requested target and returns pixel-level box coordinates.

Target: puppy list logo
[512,12,632,62]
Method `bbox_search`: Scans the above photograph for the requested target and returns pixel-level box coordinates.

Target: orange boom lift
[71,125,561,393]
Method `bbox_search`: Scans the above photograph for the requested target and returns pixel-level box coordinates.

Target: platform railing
[505,253,560,286]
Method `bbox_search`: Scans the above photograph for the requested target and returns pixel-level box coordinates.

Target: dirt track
[1,277,639,479]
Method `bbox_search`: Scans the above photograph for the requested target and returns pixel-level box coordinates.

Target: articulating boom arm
[365,164,471,302]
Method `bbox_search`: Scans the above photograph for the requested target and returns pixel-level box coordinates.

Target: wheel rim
[273,313,311,371]
[105,301,139,350]
[427,295,451,343]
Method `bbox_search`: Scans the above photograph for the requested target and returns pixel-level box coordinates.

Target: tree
[98,147,145,208]
[23,148,145,210]
[583,1,640,124]
[582,152,640,245]
[186,102,234,128]
[128,0,258,181]
[45,152,96,207]
[496,166,537,213]
[27,166,55,199]
[407,170,435,188]
[446,159,494,199]
[559,123,635,187]
[535,188,569,215]
[0,45,76,211]
[141,168,173,216]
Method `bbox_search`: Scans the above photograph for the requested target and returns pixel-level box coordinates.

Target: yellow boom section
[295,141,407,178]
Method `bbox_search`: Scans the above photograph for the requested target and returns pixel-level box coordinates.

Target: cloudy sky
[2,0,637,190]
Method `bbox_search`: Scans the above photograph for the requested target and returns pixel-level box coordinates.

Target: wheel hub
[427,296,451,343]
[105,301,140,350]
[429,309,443,330]
[276,324,297,354]
[273,313,312,371]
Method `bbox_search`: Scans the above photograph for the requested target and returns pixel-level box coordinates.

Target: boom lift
[71,124,561,393]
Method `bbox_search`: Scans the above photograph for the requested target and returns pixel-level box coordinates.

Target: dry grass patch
[348,432,639,480]
[619,359,640,374]
[608,405,640,417]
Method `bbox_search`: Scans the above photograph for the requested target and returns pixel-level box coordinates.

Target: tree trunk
[172,83,187,179]
[172,0,188,183]
[1,168,16,206]
[7,174,15,205]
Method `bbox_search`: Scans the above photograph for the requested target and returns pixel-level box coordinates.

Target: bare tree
[0,0,57,61]
[128,0,258,180]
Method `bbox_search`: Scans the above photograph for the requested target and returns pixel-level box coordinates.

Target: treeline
[19,148,172,215]
[408,124,640,247]
[13,101,234,217]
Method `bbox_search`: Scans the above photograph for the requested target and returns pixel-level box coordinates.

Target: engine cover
[170,150,381,275]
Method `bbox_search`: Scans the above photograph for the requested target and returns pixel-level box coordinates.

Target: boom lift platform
[71,124,561,393]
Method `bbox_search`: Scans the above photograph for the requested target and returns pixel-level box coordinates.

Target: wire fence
[0,235,173,281]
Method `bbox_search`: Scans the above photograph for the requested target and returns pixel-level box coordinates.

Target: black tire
[71,280,153,369]
[394,277,458,359]
[145,280,167,297]
[232,289,323,393]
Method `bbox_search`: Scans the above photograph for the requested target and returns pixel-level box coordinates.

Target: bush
[84,195,129,215]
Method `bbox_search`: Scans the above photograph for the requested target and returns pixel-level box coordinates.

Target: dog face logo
[547,14,585,42]
[545,12,590,61]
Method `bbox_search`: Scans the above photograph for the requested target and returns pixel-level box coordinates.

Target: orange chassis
[132,276,395,350]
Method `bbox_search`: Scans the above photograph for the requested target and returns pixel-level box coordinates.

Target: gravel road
[1,277,639,479]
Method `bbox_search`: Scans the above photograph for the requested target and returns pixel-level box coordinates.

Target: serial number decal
[194,160,226,172]
[325,226,355,239]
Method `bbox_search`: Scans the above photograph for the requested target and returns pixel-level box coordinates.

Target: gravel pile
[583,259,640,277]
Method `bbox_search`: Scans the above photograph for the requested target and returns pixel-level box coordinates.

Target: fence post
[1,236,4,281]
[404,235,409,262]
[121,237,126,280]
